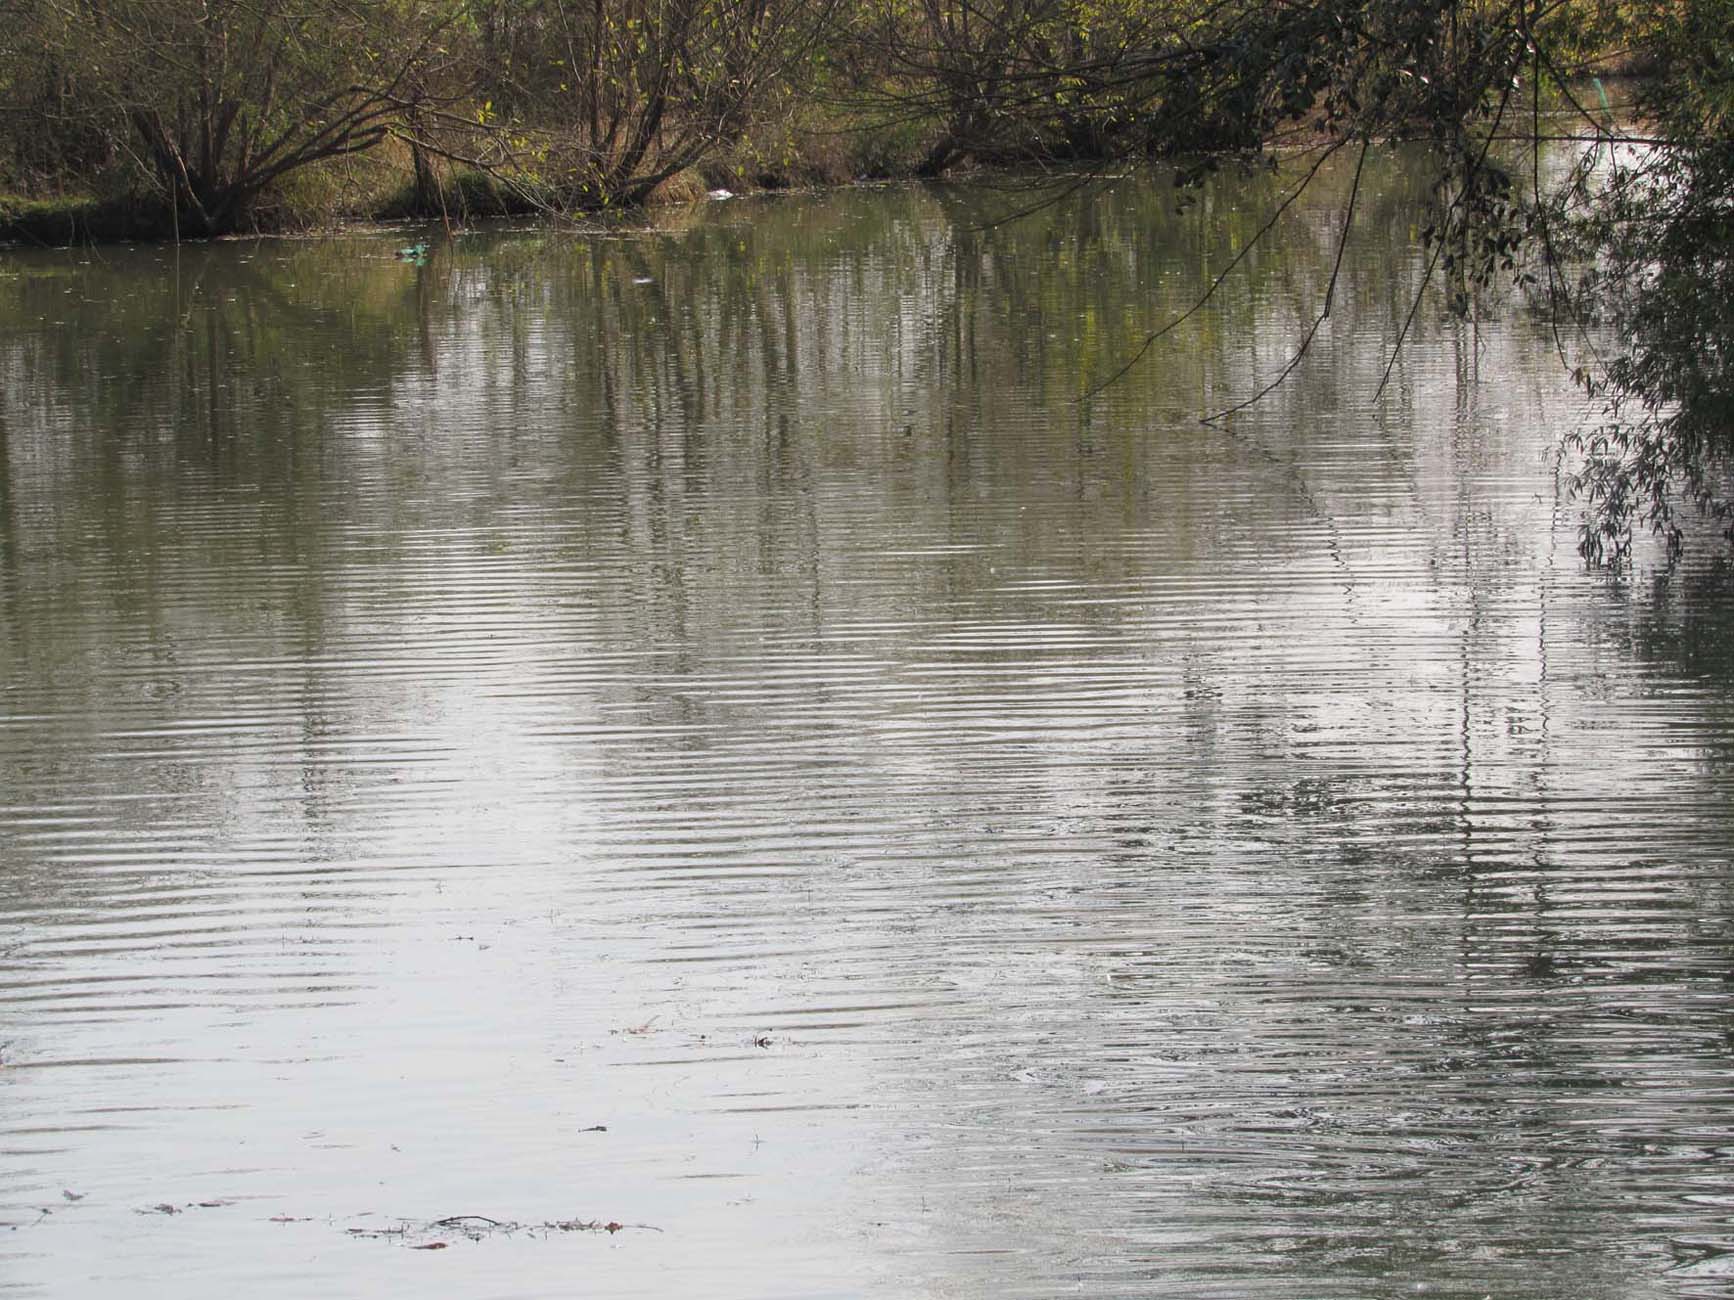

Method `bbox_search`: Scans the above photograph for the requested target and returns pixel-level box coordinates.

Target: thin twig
[1373,72,1519,403]
[1201,138,1370,426]
[1080,138,1349,404]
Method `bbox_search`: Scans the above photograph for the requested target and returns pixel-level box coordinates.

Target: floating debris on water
[138,1200,230,1216]
[343,1213,658,1247]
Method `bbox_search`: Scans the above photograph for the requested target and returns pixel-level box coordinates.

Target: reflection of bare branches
[1204,140,1369,426]
[1081,139,1349,404]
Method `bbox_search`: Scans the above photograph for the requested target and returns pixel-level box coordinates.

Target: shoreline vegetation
[0,1,1659,248]
[0,76,1637,248]
[0,121,943,247]
[0,103,965,246]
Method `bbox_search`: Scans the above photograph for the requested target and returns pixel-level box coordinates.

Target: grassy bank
[0,193,174,245]
[0,105,943,247]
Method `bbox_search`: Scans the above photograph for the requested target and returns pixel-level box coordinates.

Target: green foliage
[1559,2,1734,563]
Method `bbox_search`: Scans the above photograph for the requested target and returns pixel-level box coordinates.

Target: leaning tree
[8,0,461,235]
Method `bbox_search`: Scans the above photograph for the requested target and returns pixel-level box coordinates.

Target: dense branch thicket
[0,0,1731,562]
[1554,2,1734,564]
[2,0,465,234]
[415,0,841,208]
[0,0,1636,224]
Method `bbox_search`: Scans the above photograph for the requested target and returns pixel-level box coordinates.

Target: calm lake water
[5,154,1734,1299]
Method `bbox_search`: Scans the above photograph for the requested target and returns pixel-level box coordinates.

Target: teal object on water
[396,242,430,264]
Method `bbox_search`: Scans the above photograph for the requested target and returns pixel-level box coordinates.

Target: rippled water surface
[6,157,1734,1298]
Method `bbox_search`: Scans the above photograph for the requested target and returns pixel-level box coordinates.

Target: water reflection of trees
[7,162,1734,1295]
[0,155,1661,893]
